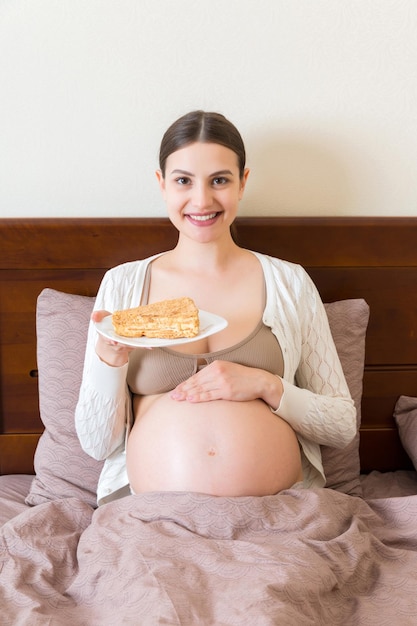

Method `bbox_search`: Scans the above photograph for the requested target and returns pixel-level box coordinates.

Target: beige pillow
[394,395,417,469]
[322,299,370,496]
[26,289,103,508]
[26,290,369,505]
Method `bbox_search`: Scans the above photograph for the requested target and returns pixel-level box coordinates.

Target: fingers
[92,310,135,365]
[170,372,212,402]
[170,361,273,405]
[170,383,216,403]
[92,309,153,356]
[170,386,216,403]
[170,361,235,403]
[91,309,111,323]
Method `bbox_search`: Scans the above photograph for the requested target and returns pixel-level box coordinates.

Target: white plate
[94,310,228,348]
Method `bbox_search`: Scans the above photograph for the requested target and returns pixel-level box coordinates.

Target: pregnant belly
[126,394,303,497]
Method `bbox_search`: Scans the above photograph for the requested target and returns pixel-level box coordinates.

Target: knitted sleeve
[273,268,356,449]
[75,268,132,461]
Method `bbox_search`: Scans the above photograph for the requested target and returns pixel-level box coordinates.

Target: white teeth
[189,213,217,221]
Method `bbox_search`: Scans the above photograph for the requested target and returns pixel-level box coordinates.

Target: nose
[191,183,213,210]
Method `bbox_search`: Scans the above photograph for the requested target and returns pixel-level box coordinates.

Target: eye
[175,176,191,186]
[212,176,228,186]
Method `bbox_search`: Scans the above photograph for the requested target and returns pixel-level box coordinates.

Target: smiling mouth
[187,212,219,222]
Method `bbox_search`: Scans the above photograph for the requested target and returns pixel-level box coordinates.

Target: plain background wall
[1,0,416,217]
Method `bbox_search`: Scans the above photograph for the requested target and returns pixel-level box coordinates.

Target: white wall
[1,0,416,217]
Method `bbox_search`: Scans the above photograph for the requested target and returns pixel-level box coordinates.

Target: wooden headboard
[1,217,416,475]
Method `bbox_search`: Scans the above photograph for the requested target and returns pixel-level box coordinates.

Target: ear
[238,168,250,200]
[155,170,166,194]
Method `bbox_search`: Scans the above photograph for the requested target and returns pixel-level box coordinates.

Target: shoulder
[251,251,311,285]
[96,254,163,311]
[104,259,146,281]
[253,251,321,316]
[103,253,163,283]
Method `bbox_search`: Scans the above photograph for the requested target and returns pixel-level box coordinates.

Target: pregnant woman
[75,110,356,505]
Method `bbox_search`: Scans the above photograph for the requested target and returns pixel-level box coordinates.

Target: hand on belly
[127,393,303,497]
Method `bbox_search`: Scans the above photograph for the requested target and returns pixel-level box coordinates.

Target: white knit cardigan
[75,252,356,505]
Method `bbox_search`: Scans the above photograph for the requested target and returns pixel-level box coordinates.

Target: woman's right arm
[75,271,132,461]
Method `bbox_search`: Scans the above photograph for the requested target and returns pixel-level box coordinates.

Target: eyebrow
[170,169,234,177]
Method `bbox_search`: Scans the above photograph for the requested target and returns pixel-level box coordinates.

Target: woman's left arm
[270,278,357,450]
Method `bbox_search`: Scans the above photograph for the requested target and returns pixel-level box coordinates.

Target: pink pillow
[394,396,417,469]
[26,290,369,505]
[26,289,103,508]
[322,299,370,496]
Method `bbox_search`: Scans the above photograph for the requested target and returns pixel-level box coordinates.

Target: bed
[1,216,417,625]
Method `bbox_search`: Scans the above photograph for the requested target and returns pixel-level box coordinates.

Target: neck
[172,230,242,273]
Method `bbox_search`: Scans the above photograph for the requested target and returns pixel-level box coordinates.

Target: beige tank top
[127,265,284,395]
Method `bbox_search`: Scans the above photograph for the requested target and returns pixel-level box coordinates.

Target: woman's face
[156,142,249,242]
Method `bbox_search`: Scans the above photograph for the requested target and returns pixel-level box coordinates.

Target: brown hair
[159,110,246,179]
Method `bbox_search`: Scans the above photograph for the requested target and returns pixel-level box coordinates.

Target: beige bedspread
[1,488,417,625]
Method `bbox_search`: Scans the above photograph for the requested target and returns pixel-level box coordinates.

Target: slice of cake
[112,297,199,339]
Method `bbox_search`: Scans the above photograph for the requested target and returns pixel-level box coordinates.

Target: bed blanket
[1,488,417,626]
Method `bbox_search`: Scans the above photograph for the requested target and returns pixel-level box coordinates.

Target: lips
[186,212,221,226]
[188,212,218,221]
